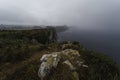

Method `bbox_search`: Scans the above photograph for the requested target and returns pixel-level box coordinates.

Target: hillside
[0,29,119,80]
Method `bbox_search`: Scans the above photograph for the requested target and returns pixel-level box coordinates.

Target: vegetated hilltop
[0,27,119,80]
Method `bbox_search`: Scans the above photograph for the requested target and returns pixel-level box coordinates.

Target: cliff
[0,29,119,80]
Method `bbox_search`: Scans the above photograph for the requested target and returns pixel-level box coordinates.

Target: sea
[58,27,120,65]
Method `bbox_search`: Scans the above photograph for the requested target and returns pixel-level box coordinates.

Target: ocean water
[58,27,120,64]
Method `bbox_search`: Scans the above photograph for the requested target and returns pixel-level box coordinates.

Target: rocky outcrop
[38,49,88,80]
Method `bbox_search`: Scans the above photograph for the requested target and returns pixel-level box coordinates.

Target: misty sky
[0,0,120,29]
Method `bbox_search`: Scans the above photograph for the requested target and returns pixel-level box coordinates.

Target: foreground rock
[38,49,88,80]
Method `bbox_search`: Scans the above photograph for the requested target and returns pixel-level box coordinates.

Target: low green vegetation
[0,28,119,80]
[0,28,57,63]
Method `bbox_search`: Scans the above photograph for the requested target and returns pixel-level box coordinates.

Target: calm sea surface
[58,27,120,64]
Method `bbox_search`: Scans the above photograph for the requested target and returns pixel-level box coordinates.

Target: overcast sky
[0,0,120,29]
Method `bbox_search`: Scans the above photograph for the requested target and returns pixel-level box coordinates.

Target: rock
[62,49,80,56]
[38,49,87,80]
[38,62,49,80]
[61,41,73,50]
[40,54,50,62]
[63,60,79,80]
[82,65,88,68]
[61,41,80,50]
[62,60,75,70]
[38,52,62,79]
[77,61,84,66]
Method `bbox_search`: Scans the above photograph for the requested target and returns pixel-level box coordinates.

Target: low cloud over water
[0,0,120,30]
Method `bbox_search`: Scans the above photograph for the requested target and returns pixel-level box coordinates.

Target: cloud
[0,0,120,29]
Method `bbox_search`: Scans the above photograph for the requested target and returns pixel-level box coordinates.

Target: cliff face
[0,28,57,44]
[0,29,119,80]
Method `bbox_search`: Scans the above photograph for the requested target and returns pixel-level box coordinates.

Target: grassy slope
[0,30,119,80]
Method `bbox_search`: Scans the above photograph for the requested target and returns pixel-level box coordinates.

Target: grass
[0,29,119,80]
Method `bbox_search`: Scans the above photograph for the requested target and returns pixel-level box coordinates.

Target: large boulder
[38,49,88,80]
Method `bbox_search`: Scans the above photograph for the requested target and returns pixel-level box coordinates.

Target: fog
[0,0,120,30]
[0,0,120,64]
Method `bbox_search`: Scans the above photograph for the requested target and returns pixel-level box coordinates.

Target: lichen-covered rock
[61,41,72,50]
[63,60,79,80]
[61,41,80,50]
[38,52,61,80]
[61,49,80,56]
[38,49,88,80]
